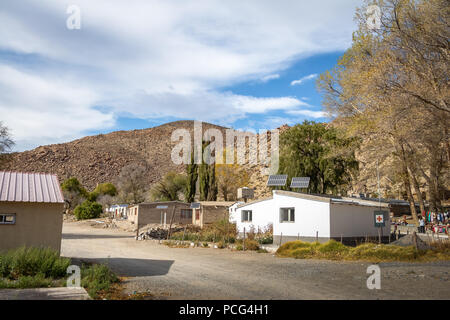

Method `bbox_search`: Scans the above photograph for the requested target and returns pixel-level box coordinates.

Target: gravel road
[61,221,450,300]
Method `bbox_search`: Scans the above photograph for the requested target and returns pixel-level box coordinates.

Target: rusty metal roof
[0,171,64,203]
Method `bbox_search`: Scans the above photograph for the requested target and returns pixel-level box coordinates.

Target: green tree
[93,183,117,197]
[74,200,103,220]
[198,140,217,201]
[61,177,88,210]
[150,172,187,201]
[185,149,198,202]
[89,182,118,202]
[207,163,218,201]
[279,121,359,195]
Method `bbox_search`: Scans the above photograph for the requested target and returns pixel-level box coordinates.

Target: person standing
[419,216,425,233]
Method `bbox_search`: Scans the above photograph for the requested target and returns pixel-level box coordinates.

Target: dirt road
[61,221,450,300]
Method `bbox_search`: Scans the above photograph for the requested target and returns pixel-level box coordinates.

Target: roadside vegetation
[169,219,238,244]
[276,240,450,262]
[61,177,118,221]
[0,247,119,299]
[166,221,273,252]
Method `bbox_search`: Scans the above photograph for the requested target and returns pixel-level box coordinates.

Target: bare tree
[0,121,14,167]
[116,163,147,204]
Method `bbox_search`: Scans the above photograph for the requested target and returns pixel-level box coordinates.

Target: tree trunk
[399,144,419,226]
[409,168,425,217]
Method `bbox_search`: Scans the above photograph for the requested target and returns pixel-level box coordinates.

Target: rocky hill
[2,121,275,199]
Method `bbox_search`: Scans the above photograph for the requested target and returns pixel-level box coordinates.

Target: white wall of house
[272,193,331,238]
[228,202,241,223]
[330,202,390,238]
[234,199,274,234]
[234,190,391,241]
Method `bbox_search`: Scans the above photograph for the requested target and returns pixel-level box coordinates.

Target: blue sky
[0,1,360,151]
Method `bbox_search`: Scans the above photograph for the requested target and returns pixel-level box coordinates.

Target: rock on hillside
[2,121,276,198]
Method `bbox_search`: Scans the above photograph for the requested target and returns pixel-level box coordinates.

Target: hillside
[2,121,273,199]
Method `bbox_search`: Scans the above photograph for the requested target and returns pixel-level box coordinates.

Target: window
[241,210,252,222]
[280,208,295,223]
[0,214,16,225]
[180,209,192,219]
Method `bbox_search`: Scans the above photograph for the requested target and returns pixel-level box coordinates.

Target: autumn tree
[317,0,449,223]
[215,149,250,201]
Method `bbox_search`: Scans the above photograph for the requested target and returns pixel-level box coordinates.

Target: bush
[276,240,450,262]
[74,200,103,220]
[0,247,71,279]
[81,264,119,299]
[236,239,260,251]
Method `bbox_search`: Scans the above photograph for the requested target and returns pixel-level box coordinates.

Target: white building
[228,201,244,223]
[233,190,390,245]
[107,204,128,219]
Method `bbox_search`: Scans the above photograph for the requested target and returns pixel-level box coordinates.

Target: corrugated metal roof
[0,171,64,203]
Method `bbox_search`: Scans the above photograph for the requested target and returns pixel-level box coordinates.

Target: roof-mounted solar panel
[290,177,310,189]
[267,175,288,187]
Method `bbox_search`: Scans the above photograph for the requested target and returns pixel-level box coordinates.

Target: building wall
[134,203,192,227]
[200,206,229,228]
[330,202,391,238]
[234,199,274,234]
[127,205,139,224]
[272,193,331,239]
[0,202,64,253]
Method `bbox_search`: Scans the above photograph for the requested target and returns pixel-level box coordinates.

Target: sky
[0,0,361,151]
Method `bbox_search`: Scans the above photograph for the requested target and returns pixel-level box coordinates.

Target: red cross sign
[374,211,387,227]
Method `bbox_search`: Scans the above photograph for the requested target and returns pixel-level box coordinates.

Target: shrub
[81,264,118,299]
[276,240,450,262]
[216,241,226,249]
[74,200,103,220]
[0,247,71,279]
[236,239,260,251]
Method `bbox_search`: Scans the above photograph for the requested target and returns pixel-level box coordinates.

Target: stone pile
[136,226,184,240]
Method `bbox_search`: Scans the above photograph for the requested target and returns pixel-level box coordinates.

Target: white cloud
[287,109,327,118]
[0,0,359,150]
[0,64,114,150]
[260,74,280,82]
[290,74,318,86]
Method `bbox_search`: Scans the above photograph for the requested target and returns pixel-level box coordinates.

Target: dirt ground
[61,221,450,300]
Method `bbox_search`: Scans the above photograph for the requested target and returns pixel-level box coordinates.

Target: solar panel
[267,175,288,187]
[290,177,310,189]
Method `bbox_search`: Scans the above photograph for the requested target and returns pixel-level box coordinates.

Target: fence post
[279,232,283,246]
[315,231,318,243]
[182,226,186,242]
[413,231,418,250]
[340,234,343,244]
[243,227,246,251]
[297,233,299,241]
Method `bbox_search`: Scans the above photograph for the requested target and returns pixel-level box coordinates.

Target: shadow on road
[73,257,175,277]
[63,233,133,240]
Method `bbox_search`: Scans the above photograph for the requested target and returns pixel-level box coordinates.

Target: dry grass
[276,240,450,262]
